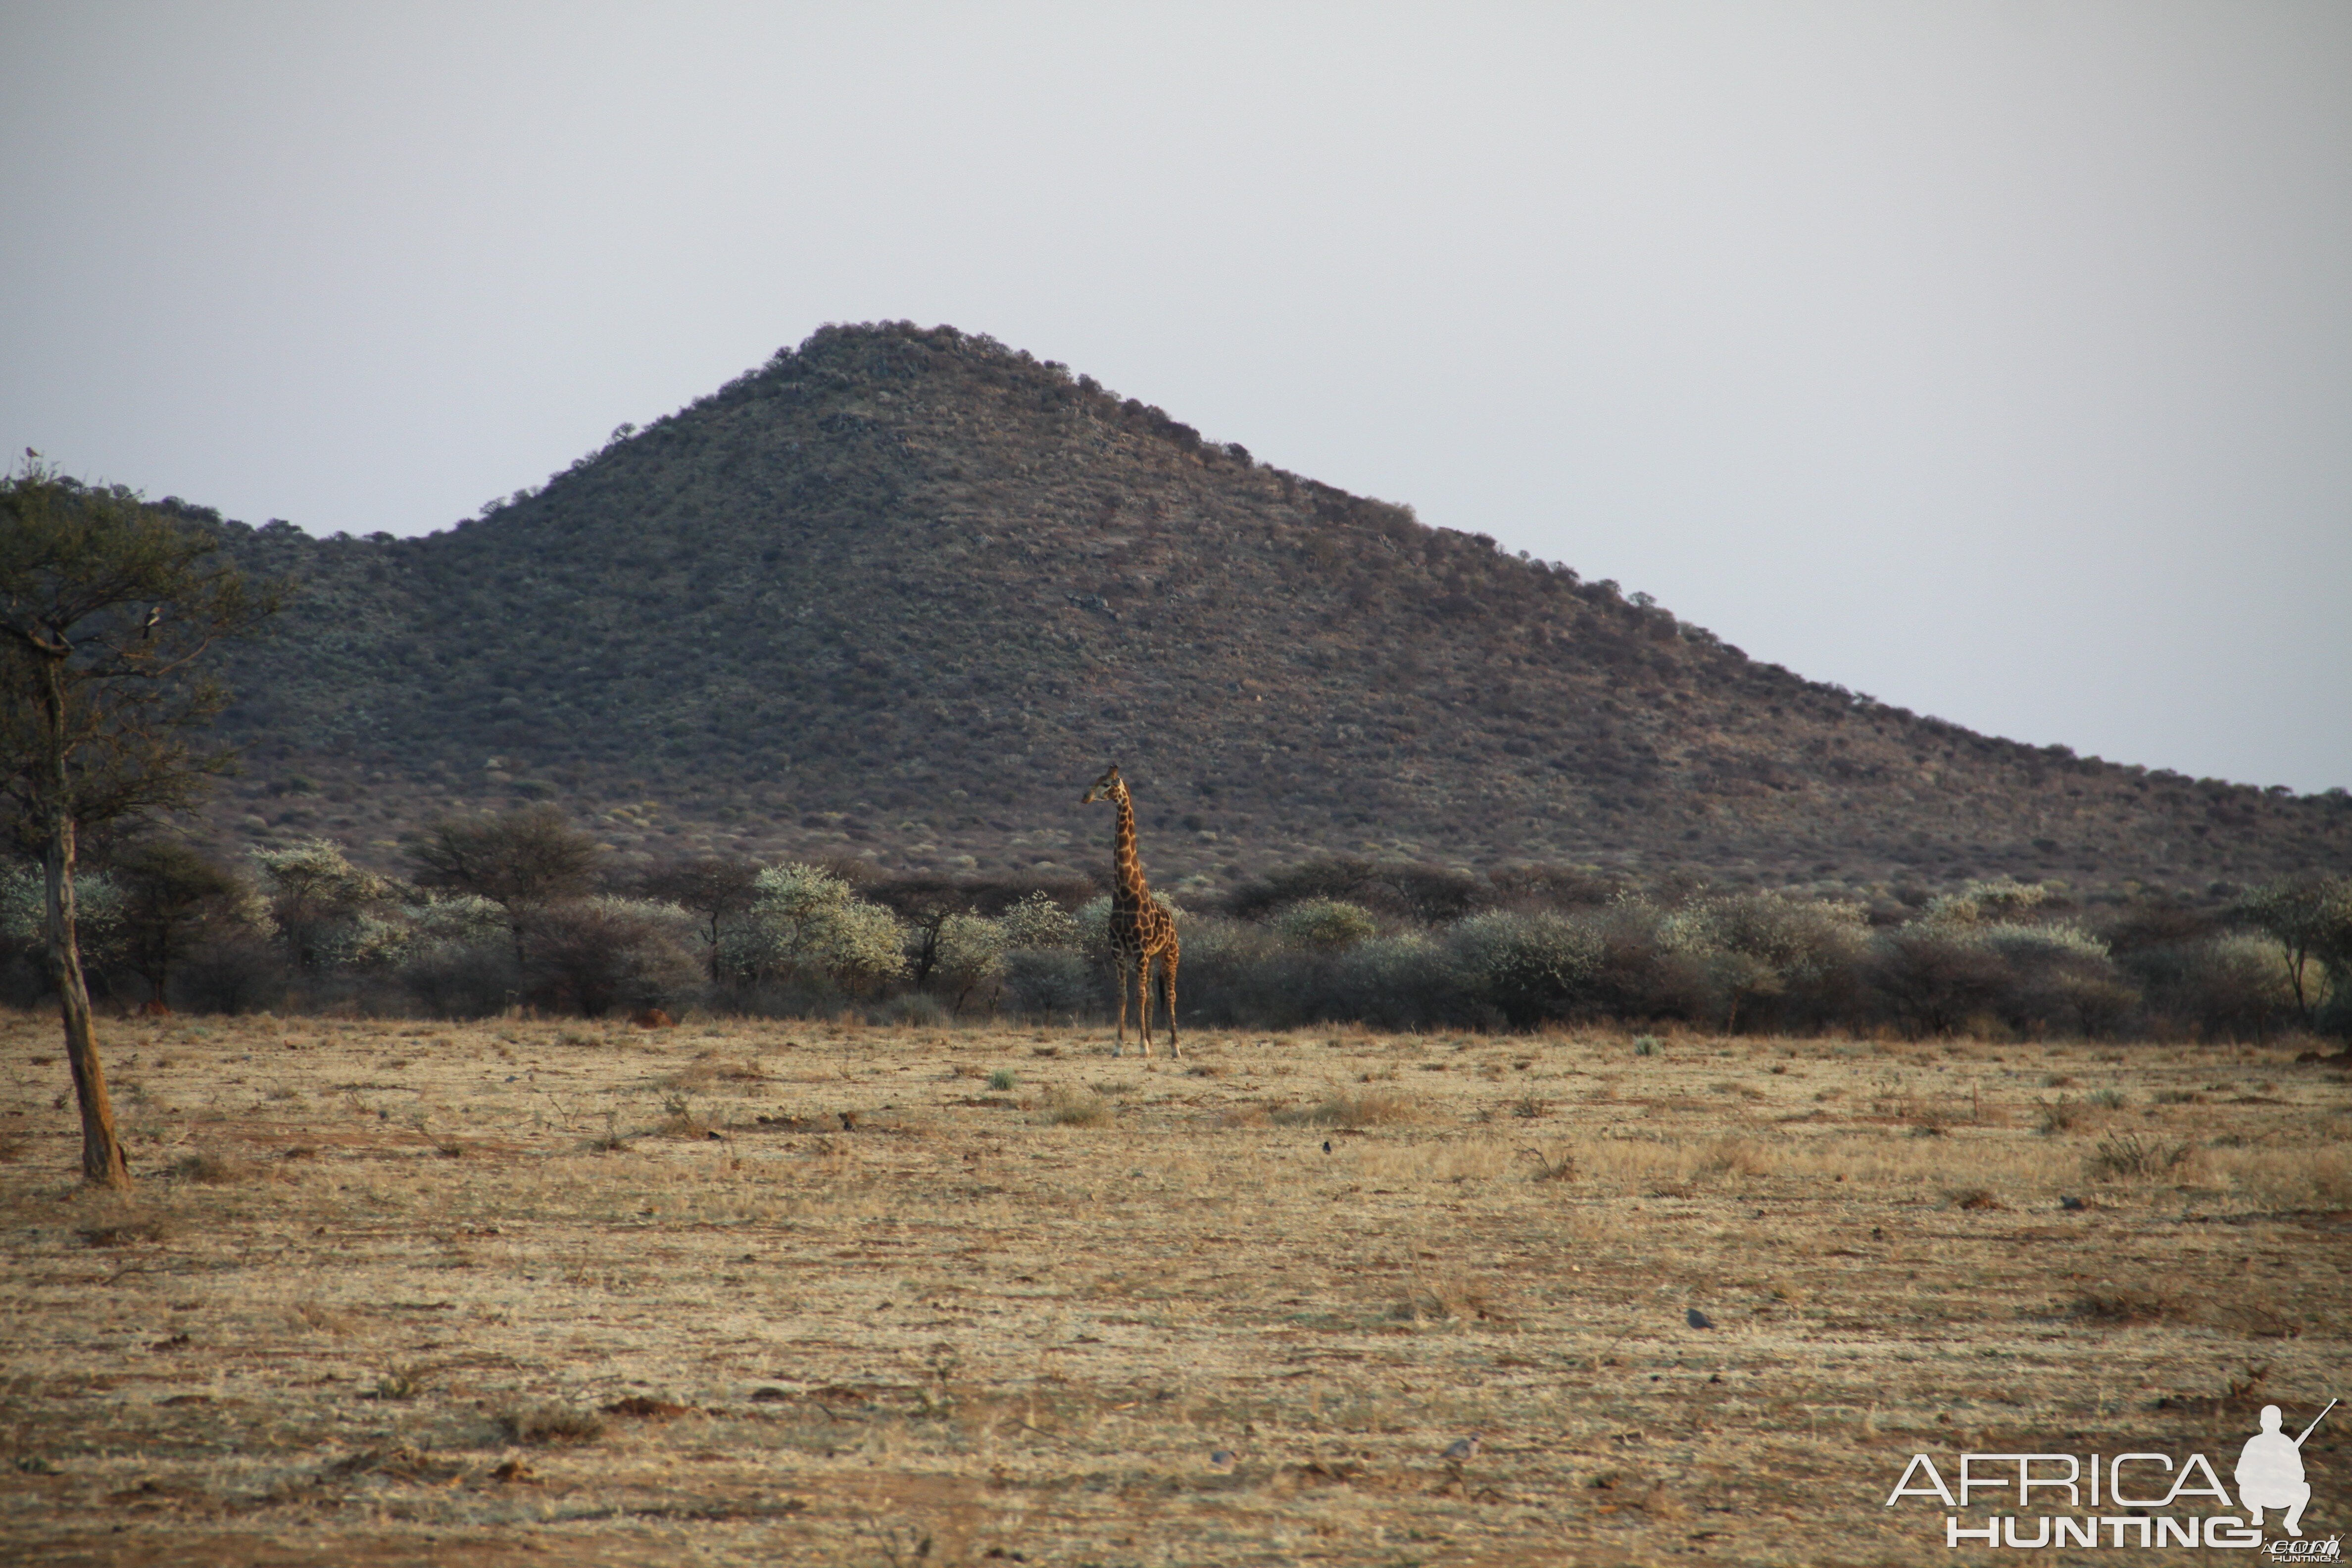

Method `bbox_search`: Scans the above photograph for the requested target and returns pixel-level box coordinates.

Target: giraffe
[1080,764,1180,1059]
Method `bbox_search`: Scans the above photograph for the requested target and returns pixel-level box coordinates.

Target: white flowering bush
[1923,877,2055,927]
[313,912,415,972]
[1446,911,1601,1027]
[252,838,397,972]
[1660,891,1870,1030]
[728,863,907,991]
[1275,899,1378,953]
[999,890,1080,951]
[931,912,1006,1009]
[0,862,125,960]
[405,892,510,950]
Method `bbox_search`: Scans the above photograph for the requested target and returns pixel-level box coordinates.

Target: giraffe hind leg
[1160,951,1179,1059]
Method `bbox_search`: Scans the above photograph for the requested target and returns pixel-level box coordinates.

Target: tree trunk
[46,816,127,1188]
[35,654,128,1187]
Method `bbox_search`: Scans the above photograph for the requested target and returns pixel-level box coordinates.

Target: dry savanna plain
[1,1009,2347,1567]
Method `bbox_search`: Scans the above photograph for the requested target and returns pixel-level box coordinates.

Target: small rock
[2060,1195,2088,1211]
[1209,1449,1235,1467]
[1443,1435,1482,1460]
[1686,1308,1715,1329]
[1323,1140,1332,1154]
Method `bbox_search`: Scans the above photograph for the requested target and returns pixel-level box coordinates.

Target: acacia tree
[252,836,392,972]
[410,805,599,963]
[2238,874,2352,1027]
[641,853,761,980]
[0,463,275,1186]
[109,839,255,1007]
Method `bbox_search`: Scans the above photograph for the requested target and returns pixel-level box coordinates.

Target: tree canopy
[0,460,279,1183]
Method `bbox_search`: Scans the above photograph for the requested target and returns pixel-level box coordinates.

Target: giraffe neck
[1111,791,1152,909]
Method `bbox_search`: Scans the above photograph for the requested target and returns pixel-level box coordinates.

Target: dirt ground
[1,1008,2346,1567]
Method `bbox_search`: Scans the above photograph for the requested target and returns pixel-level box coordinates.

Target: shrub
[1923,877,2057,926]
[1332,932,1474,1030]
[924,912,1004,1011]
[401,936,518,1019]
[252,838,393,973]
[875,991,948,1027]
[523,897,702,1018]
[175,931,291,1015]
[726,863,907,992]
[1275,899,1378,953]
[2234,874,2352,1035]
[998,889,1081,951]
[1662,891,1867,1032]
[1972,922,2134,1037]
[1447,911,1600,1028]
[1002,948,1094,1017]
[2124,931,2299,1042]
[1582,900,1713,1022]
[1168,915,1295,1027]
[1868,927,2011,1037]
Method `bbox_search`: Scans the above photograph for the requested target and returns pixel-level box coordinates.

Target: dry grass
[168,1149,254,1185]
[1276,1088,1429,1128]
[1039,1085,1111,1126]
[0,1010,2345,1565]
[497,1403,609,1447]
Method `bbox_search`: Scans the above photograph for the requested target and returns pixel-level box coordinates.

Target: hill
[169,321,2348,902]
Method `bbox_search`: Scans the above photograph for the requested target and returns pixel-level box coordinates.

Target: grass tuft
[498,1403,608,1446]
[1042,1087,1112,1127]
[1278,1091,1427,1129]
[172,1149,256,1184]
[2087,1131,2195,1181]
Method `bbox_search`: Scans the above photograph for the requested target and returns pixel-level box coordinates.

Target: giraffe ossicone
[1080,763,1180,1059]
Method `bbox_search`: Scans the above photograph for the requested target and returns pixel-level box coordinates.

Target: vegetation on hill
[146,321,2345,911]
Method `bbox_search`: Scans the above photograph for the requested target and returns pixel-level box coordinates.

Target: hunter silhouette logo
[2241,1400,2333,1537]
[1881,1398,2336,1550]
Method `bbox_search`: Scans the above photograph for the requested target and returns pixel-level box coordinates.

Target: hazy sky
[5,2,2347,793]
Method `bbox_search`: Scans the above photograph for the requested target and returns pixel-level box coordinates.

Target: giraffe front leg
[1135,955,1154,1059]
[1113,955,1129,1057]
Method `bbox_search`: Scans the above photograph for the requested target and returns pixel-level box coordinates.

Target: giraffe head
[1081,764,1127,807]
